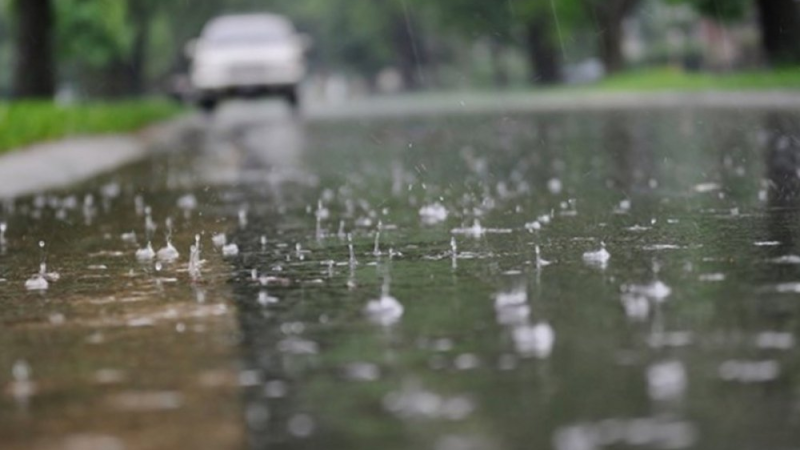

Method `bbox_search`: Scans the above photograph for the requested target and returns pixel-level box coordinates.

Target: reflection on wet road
[3,101,800,449]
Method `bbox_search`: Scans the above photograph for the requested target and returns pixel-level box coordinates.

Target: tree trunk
[391,10,427,90]
[600,16,624,74]
[525,18,561,85]
[12,0,55,99]
[489,39,509,88]
[756,0,800,65]
[126,1,152,95]
[586,0,640,74]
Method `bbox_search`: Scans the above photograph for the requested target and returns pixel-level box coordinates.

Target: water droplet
[212,233,227,247]
[582,242,610,266]
[288,414,315,438]
[222,243,239,257]
[647,360,686,400]
[136,242,155,261]
[419,202,448,225]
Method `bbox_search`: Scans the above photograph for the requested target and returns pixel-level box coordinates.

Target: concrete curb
[0,114,198,199]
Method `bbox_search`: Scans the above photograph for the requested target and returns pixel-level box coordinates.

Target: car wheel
[198,97,218,114]
[284,88,300,111]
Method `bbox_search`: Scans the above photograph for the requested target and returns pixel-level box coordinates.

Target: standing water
[2,106,800,450]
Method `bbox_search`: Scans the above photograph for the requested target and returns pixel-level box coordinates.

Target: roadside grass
[594,66,800,91]
[0,100,183,154]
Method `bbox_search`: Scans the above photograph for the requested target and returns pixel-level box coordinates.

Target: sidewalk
[0,115,198,199]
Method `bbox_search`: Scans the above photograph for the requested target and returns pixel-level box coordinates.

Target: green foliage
[0,100,182,153]
[668,0,750,22]
[418,0,587,43]
[55,0,132,68]
[289,0,398,74]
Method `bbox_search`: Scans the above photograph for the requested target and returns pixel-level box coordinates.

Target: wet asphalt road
[3,99,800,449]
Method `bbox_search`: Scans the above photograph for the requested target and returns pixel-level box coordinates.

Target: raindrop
[25,242,50,290]
[157,238,180,263]
[343,362,380,381]
[512,322,555,358]
[525,220,542,231]
[364,276,404,326]
[9,359,36,404]
[13,360,31,381]
[647,360,686,401]
[144,206,156,237]
[373,221,383,256]
[288,414,315,438]
[188,235,202,280]
[451,219,485,238]
[222,243,239,257]
[245,404,270,430]
[535,245,551,269]
[755,331,794,350]
[177,194,198,211]
[547,178,563,194]
[120,231,137,243]
[348,233,357,266]
[582,242,610,266]
[337,220,346,238]
[624,280,671,302]
[212,233,227,247]
[24,273,48,291]
[494,289,527,308]
[719,360,780,383]
[136,242,155,261]
[419,202,448,225]
[238,208,248,228]
[257,291,279,306]
[450,237,458,269]
[621,294,650,321]
[134,195,145,215]
[264,380,288,398]
[454,353,480,370]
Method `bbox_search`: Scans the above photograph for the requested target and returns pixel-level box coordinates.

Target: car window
[203,17,292,45]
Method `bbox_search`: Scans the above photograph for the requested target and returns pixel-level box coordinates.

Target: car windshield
[203,16,292,45]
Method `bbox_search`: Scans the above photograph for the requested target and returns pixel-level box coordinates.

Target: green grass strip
[0,100,183,154]
[595,66,800,91]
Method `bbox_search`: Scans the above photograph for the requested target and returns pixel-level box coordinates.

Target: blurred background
[1,0,800,102]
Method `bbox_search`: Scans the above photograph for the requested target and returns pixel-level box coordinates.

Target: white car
[187,13,308,112]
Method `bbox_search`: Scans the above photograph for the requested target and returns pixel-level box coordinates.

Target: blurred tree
[426,0,576,85]
[291,0,433,89]
[390,1,430,89]
[524,12,561,84]
[675,0,800,65]
[754,0,800,65]
[11,0,55,98]
[425,0,517,85]
[0,0,11,94]
[581,0,642,73]
[512,0,585,84]
[55,0,135,96]
[127,0,159,94]
[676,0,749,20]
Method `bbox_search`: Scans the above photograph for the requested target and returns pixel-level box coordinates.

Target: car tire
[198,97,218,114]
[284,87,300,111]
